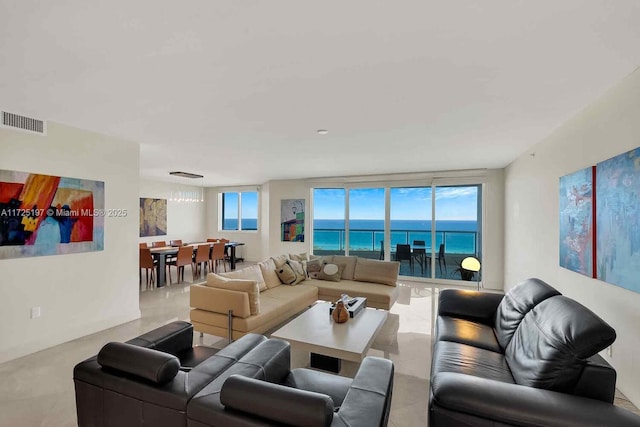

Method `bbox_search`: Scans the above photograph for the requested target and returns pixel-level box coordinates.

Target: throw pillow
[272,254,289,267]
[289,252,310,262]
[205,273,260,315]
[287,259,307,281]
[275,261,305,285]
[305,258,324,278]
[219,264,267,291]
[317,263,345,282]
[258,258,282,289]
[332,255,357,280]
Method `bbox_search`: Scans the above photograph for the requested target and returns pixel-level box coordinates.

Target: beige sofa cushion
[219,264,267,291]
[332,255,357,280]
[205,273,260,315]
[276,260,305,285]
[190,284,251,318]
[317,263,345,282]
[289,252,309,261]
[272,254,289,267]
[353,258,399,286]
[258,258,281,289]
[310,278,398,309]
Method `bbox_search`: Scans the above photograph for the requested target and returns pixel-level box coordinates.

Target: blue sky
[313,186,478,220]
[223,191,258,219]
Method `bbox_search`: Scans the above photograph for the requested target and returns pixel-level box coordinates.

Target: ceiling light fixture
[317,129,329,135]
[168,172,205,203]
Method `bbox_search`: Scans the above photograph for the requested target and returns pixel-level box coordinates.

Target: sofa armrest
[333,357,394,427]
[438,289,503,325]
[220,375,334,427]
[190,284,251,318]
[431,372,640,427]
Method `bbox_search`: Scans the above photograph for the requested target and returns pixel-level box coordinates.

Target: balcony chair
[436,243,446,275]
[412,240,428,275]
[379,240,384,260]
[395,244,413,273]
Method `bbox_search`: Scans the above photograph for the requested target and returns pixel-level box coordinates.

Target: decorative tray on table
[329,296,367,318]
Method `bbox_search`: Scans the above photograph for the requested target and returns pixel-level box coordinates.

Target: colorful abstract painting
[596,148,640,293]
[281,199,304,242]
[0,170,104,259]
[559,166,595,277]
[140,198,167,237]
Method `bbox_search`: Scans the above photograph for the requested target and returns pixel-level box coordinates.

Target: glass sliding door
[390,187,432,277]
[348,188,385,259]
[434,185,481,281]
[312,189,346,255]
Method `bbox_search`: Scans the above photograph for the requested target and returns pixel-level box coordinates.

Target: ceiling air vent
[1,111,46,135]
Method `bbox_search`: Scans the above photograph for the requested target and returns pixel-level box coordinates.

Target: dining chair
[152,241,167,248]
[412,240,428,276]
[167,246,194,284]
[206,238,219,243]
[218,238,231,264]
[139,248,156,290]
[210,242,228,273]
[139,242,148,249]
[193,244,210,278]
[395,244,413,273]
[170,240,183,246]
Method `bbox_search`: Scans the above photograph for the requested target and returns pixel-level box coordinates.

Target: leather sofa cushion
[98,342,180,385]
[436,316,502,353]
[506,296,616,392]
[432,341,515,384]
[220,375,334,427]
[353,258,399,286]
[125,320,193,355]
[494,278,560,350]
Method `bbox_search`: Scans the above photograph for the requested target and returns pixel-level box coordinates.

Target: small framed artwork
[281,199,304,242]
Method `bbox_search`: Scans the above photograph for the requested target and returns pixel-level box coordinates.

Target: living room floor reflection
[0,276,636,427]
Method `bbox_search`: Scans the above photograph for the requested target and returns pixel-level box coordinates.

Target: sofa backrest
[494,278,560,350]
[505,295,616,393]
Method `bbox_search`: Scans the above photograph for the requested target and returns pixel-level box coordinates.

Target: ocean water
[313,219,478,254]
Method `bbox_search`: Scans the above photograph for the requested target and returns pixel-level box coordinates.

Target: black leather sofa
[430,278,640,426]
[74,321,394,427]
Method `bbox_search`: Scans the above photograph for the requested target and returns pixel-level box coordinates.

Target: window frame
[219,190,260,232]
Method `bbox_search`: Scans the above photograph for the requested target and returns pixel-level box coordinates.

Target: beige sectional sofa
[190,255,400,341]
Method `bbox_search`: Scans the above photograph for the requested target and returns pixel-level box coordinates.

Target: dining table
[149,241,245,287]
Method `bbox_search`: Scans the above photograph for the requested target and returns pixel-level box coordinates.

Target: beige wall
[140,179,206,245]
[0,122,141,363]
[504,68,640,406]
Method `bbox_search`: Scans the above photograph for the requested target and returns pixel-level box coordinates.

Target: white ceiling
[2,1,640,186]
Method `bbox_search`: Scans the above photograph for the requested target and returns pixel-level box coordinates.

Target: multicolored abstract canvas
[0,169,104,259]
[559,167,595,277]
[140,198,167,237]
[596,148,640,293]
[281,199,304,242]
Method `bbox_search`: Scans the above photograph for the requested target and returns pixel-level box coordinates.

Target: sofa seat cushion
[436,316,502,353]
[310,279,397,306]
[262,283,318,305]
[192,294,288,332]
[432,341,515,384]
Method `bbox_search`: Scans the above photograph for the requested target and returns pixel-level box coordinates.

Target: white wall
[140,179,206,245]
[0,122,141,363]
[504,68,640,407]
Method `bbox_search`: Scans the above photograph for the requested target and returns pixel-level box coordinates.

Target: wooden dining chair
[194,244,210,278]
[152,241,167,248]
[139,248,156,290]
[218,238,231,264]
[206,238,219,243]
[167,246,194,284]
[139,242,148,249]
[170,240,183,246]
[210,242,228,273]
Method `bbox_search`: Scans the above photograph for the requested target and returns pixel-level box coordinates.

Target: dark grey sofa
[74,321,394,427]
[430,278,640,427]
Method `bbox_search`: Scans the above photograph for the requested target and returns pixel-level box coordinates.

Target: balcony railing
[312,228,478,255]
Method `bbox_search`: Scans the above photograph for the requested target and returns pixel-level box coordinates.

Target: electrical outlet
[30,306,41,319]
[607,345,613,357]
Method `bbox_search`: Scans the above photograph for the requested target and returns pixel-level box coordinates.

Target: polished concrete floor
[0,267,637,426]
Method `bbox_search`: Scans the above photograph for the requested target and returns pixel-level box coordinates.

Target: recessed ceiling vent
[1,111,46,135]
[169,171,204,179]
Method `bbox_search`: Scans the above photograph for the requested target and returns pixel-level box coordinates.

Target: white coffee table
[271,302,388,372]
